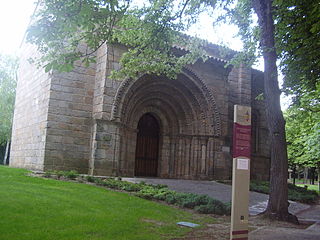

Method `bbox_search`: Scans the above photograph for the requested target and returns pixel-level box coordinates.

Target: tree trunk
[303,167,308,184]
[318,162,320,191]
[252,0,298,223]
[293,165,296,185]
[4,141,10,165]
[313,169,316,185]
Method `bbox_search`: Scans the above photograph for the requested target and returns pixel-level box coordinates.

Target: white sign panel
[237,158,249,170]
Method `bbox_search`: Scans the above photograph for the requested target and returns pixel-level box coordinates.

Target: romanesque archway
[113,71,222,179]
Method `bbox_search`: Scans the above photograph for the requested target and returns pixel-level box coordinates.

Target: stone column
[160,134,170,178]
[168,136,177,177]
[200,136,209,175]
[183,136,192,178]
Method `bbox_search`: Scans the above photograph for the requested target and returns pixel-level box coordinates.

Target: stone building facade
[10,42,270,180]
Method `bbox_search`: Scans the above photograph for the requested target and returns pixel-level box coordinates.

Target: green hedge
[44,170,79,179]
[250,180,318,203]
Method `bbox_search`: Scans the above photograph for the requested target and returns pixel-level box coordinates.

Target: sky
[0,0,37,56]
[0,1,244,56]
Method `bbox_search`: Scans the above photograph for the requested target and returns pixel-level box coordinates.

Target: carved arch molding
[110,67,221,137]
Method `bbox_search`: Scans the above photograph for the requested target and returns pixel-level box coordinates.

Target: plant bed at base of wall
[41,170,231,216]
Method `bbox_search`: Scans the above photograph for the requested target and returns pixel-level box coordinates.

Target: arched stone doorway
[113,71,223,179]
[135,113,160,176]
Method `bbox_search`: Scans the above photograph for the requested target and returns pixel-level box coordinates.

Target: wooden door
[135,113,160,176]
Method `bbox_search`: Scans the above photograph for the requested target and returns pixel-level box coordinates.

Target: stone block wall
[250,70,270,180]
[10,43,51,170]
[44,46,96,173]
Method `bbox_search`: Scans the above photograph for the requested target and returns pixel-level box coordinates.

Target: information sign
[230,105,251,240]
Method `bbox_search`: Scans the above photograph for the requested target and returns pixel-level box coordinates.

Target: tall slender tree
[251,0,296,222]
[0,54,18,164]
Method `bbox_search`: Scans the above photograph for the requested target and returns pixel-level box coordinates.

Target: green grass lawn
[0,166,213,240]
[297,184,320,193]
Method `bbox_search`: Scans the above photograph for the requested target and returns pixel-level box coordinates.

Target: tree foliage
[276,0,320,184]
[285,85,320,168]
[27,0,213,79]
[275,0,320,100]
[0,54,18,145]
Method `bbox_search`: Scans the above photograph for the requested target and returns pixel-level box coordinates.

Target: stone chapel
[10,42,270,180]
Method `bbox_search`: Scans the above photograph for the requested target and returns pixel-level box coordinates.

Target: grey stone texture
[10,43,50,170]
[10,42,270,180]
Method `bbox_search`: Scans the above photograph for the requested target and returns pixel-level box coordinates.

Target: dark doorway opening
[135,113,160,177]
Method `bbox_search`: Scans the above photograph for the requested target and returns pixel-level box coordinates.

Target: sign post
[230,105,251,240]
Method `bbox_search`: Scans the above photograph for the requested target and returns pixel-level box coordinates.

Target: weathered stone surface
[10,42,270,180]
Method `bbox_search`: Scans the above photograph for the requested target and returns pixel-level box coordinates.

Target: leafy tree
[0,54,18,145]
[286,106,319,167]
[276,0,320,191]
[26,0,318,222]
[285,86,320,189]
[275,0,320,100]
[27,0,209,78]
[250,0,296,222]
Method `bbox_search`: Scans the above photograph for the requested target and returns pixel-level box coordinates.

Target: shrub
[194,204,213,214]
[249,181,318,203]
[85,175,96,183]
[177,193,211,209]
[121,182,143,192]
[93,178,104,185]
[288,183,318,196]
[135,186,160,199]
[288,191,318,203]
[167,193,210,209]
[153,189,175,201]
[194,199,228,215]
[224,202,232,215]
[153,184,168,189]
[250,181,269,194]
[99,179,144,192]
[43,171,53,178]
[54,171,64,179]
[164,192,179,204]
[102,178,121,189]
[63,170,79,180]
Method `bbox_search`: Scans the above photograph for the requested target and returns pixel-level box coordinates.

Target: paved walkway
[250,204,320,240]
[124,177,320,240]
[249,222,320,240]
